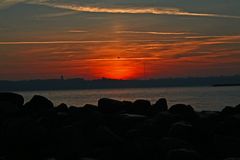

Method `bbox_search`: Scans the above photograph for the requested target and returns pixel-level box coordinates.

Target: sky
[0,0,240,80]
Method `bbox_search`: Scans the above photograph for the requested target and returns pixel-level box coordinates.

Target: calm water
[16,86,240,111]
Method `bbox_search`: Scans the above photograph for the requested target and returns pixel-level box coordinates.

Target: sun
[90,59,142,80]
[103,65,134,80]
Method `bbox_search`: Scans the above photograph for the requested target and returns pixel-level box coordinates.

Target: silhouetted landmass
[0,92,240,160]
[213,83,240,87]
[0,75,240,91]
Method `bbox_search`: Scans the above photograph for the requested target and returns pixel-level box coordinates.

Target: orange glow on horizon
[2,32,240,80]
[89,60,143,80]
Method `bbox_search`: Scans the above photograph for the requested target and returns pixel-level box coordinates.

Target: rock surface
[0,92,239,160]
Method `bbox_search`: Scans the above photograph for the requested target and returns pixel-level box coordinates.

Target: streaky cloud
[1,35,240,45]
[0,0,47,9]
[186,35,240,39]
[116,31,192,35]
[0,0,26,9]
[0,39,175,45]
[84,57,164,62]
[32,2,240,19]
[37,11,77,18]
[68,30,88,33]
[0,40,119,45]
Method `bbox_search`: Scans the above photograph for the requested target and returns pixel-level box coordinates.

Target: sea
[16,86,240,111]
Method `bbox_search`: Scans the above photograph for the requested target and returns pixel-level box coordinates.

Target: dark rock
[69,106,81,113]
[98,98,125,114]
[169,104,194,114]
[83,104,98,112]
[168,121,193,141]
[90,125,123,146]
[169,104,197,122]
[153,98,168,112]
[145,112,180,138]
[122,101,134,113]
[1,94,239,160]
[55,103,68,113]
[235,104,240,113]
[0,101,19,115]
[68,105,103,128]
[54,125,86,160]
[132,99,151,115]
[214,114,240,137]
[214,135,240,159]
[0,92,24,114]
[24,95,54,113]
[224,158,240,160]
[222,106,235,115]
[159,137,192,150]
[113,113,146,137]
[156,137,193,159]
[152,112,180,125]
[133,99,151,108]
[166,148,201,160]
[2,116,49,160]
[0,92,24,107]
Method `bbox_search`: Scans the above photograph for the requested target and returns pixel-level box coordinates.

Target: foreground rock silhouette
[0,93,240,160]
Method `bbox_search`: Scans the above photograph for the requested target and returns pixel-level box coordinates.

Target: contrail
[33,2,240,19]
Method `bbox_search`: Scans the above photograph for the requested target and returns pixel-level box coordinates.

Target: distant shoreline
[0,75,239,91]
[213,84,240,87]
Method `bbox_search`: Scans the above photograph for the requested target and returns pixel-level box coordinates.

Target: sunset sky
[0,0,240,80]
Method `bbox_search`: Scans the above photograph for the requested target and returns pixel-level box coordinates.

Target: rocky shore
[0,93,240,160]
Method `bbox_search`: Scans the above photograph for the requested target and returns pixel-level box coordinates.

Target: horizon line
[1,74,240,82]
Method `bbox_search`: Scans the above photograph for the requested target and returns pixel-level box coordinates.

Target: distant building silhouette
[60,75,64,80]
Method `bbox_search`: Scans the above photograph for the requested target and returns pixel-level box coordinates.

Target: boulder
[234,104,240,113]
[2,116,49,160]
[156,137,193,159]
[153,98,168,112]
[98,98,124,114]
[24,95,54,113]
[83,104,98,112]
[54,125,86,159]
[169,104,194,114]
[55,103,68,113]
[122,101,134,113]
[221,106,235,115]
[90,125,123,146]
[0,92,24,114]
[148,112,180,137]
[0,92,24,107]
[132,99,151,115]
[168,121,193,141]
[214,134,240,159]
[169,104,197,122]
[166,148,201,160]
[214,114,240,137]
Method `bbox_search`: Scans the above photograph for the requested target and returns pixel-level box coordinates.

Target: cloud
[2,1,239,19]
[0,0,25,9]
[32,2,240,19]
[37,11,77,18]
[116,31,192,35]
[84,57,164,62]
[0,0,47,9]
[0,40,119,45]
[68,30,88,33]
[0,39,177,45]
[185,35,240,39]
